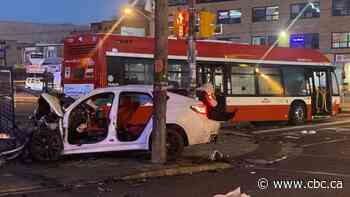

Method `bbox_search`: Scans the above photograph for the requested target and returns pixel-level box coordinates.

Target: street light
[279,31,287,38]
[124,7,132,15]
[123,6,153,21]
[122,5,154,36]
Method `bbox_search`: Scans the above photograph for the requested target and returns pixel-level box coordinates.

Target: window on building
[252,36,266,45]
[282,68,308,96]
[229,64,256,95]
[217,9,241,24]
[253,6,279,22]
[252,35,277,46]
[291,2,320,19]
[290,33,319,49]
[333,0,350,16]
[257,67,283,96]
[332,32,350,48]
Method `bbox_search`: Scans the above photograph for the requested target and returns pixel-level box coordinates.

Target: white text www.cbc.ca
[257,178,344,190]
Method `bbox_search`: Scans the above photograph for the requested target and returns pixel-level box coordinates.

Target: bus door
[307,69,332,115]
[198,63,233,120]
[198,63,225,95]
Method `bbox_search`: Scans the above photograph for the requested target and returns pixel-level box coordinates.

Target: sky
[0,0,128,25]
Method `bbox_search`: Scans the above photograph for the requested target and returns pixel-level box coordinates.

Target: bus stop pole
[152,0,168,164]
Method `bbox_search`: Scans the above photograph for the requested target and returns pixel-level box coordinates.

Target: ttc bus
[63,34,340,124]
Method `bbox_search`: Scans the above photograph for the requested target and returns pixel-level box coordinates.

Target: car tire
[30,125,63,162]
[289,102,306,125]
[166,128,185,161]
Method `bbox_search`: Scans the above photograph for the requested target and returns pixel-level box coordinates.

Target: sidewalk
[0,134,258,196]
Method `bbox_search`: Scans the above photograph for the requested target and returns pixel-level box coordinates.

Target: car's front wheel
[30,126,63,162]
[166,128,185,161]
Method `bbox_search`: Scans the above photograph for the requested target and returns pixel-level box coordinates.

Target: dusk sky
[0,0,128,25]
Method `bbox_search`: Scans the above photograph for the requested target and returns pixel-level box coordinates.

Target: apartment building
[169,0,350,87]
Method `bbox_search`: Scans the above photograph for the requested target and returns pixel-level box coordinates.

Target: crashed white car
[29,85,220,161]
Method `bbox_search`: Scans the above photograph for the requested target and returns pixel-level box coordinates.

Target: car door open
[67,92,114,145]
[116,92,153,142]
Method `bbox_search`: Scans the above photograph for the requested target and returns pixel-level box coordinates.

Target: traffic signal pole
[152,0,168,164]
[188,0,197,96]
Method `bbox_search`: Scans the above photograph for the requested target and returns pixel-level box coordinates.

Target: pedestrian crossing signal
[174,10,189,38]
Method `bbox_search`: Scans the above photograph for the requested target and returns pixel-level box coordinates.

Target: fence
[0,66,15,136]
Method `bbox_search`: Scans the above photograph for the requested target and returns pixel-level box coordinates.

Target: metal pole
[152,0,168,164]
[188,0,196,96]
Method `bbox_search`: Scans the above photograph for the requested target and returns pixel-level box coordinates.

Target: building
[0,21,87,68]
[90,0,152,37]
[90,14,151,37]
[168,0,350,90]
[0,21,88,43]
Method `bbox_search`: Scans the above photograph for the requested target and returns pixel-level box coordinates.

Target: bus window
[332,71,340,95]
[124,62,153,85]
[282,68,308,96]
[230,65,256,95]
[257,67,283,96]
[168,61,190,89]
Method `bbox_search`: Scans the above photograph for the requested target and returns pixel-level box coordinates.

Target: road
[11,124,349,197]
[9,87,350,196]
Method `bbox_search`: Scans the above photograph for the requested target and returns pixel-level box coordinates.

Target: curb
[0,162,233,196]
[121,162,232,181]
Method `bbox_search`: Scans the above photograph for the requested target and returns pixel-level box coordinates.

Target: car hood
[40,93,64,117]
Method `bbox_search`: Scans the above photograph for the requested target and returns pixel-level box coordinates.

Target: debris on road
[214,187,251,197]
[301,130,317,135]
[209,150,224,161]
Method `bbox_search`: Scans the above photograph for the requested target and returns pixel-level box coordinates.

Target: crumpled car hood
[40,93,64,117]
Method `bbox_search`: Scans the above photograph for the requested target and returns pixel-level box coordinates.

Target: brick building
[168,0,350,90]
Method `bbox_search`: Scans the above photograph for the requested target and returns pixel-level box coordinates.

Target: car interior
[68,93,114,145]
[117,92,153,142]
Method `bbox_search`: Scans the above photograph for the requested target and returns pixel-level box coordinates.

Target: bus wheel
[289,103,306,125]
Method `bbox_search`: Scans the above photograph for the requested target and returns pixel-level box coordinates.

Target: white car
[30,85,220,161]
[25,77,44,91]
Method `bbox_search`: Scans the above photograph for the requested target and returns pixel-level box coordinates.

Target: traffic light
[199,11,216,38]
[174,10,189,38]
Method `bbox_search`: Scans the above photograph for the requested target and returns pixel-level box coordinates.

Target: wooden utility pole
[152,0,168,164]
[188,0,197,96]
